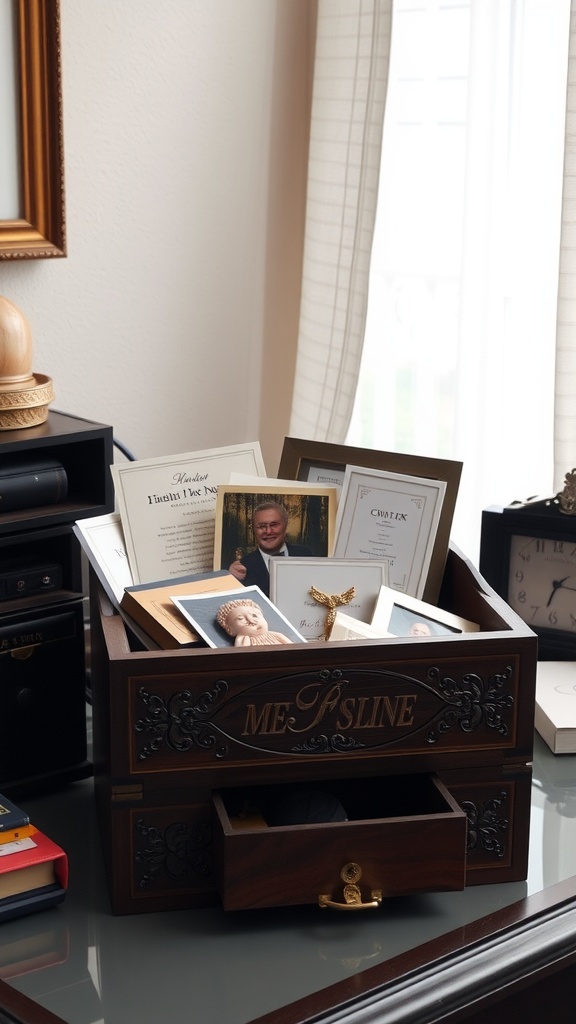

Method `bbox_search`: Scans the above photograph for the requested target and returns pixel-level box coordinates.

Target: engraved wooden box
[89,547,537,915]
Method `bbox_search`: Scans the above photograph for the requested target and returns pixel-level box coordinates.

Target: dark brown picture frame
[278,437,462,605]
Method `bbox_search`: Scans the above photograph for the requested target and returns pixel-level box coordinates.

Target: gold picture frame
[277,437,462,605]
[213,482,338,581]
[0,0,65,259]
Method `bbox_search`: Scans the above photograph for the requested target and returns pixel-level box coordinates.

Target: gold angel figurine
[309,585,356,640]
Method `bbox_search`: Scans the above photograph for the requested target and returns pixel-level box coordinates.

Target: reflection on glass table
[1,732,575,1024]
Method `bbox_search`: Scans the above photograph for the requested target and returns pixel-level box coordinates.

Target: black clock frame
[479,498,576,660]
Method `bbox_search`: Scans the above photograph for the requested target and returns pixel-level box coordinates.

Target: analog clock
[480,498,576,660]
[507,534,576,631]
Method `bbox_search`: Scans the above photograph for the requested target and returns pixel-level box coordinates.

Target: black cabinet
[0,411,113,795]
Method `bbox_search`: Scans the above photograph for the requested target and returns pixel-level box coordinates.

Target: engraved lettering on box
[135,681,229,760]
[425,666,514,744]
[461,790,509,859]
[133,660,516,763]
[134,816,212,891]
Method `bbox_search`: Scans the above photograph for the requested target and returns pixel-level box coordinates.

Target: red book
[0,829,68,903]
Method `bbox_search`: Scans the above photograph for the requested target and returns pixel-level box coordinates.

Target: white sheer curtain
[291,0,572,561]
[555,0,576,490]
[288,0,392,441]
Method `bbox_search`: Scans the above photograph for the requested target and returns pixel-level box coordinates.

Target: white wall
[0,0,313,472]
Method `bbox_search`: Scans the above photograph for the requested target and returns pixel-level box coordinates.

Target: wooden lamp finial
[0,295,55,429]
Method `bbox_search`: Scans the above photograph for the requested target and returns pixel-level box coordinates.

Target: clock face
[507,534,576,632]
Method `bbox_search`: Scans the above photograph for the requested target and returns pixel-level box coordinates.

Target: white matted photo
[172,585,306,649]
[371,585,479,638]
[333,465,447,601]
[269,557,391,641]
[328,611,392,642]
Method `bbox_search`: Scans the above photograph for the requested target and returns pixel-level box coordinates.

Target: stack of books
[535,662,576,755]
[0,793,68,923]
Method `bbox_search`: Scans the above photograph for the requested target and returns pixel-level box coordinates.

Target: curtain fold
[555,0,576,490]
[289,0,392,443]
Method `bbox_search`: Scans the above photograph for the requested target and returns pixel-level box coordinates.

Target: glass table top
[3,727,576,1024]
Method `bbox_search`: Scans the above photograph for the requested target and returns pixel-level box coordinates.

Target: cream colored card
[111,443,266,584]
[333,465,447,599]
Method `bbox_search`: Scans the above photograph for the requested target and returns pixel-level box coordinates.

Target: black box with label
[0,601,88,790]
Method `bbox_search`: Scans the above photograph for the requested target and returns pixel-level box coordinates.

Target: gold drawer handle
[319,862,382,911]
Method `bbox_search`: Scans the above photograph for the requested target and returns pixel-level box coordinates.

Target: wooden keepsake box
[89,545,537,915]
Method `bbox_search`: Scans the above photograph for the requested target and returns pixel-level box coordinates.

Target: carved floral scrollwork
[134,817,212,889]
[425,666,514,744]
[461,791,509,859]
[291,733,365,754]
[135,681,229,760]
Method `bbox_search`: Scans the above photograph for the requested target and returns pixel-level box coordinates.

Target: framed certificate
[333,465,447,602]
[111,443,266,584]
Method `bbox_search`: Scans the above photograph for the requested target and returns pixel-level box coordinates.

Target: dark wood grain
[0,978,66,1024]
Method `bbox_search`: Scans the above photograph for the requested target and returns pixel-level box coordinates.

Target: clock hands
[546,576,576,606]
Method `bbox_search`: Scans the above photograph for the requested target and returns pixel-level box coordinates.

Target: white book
[535,662,576,755]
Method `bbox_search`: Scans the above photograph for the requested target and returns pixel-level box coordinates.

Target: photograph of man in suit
[228,501,312,596]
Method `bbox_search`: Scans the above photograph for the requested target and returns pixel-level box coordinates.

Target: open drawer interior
[212,774,468,911]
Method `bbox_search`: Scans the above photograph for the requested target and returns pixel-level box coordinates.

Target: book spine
[0,826,37,846]
[0,831,69,889]
[0,795,30,832]
[120,596,177,649]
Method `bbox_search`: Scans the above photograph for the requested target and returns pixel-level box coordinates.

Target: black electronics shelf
[0,411,114,535]
[0,411,114,796]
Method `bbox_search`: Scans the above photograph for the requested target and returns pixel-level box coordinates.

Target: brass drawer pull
[319,862,382,911]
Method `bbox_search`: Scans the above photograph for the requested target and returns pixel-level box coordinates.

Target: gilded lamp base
[0,372,55,430]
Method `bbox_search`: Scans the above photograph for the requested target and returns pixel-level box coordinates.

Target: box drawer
[212,774,467,911]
